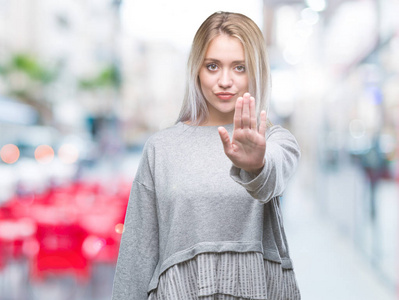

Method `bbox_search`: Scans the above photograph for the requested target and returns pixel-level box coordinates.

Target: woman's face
[199,34,248,125]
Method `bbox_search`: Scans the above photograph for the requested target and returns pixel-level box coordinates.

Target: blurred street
[283,162,397,300]
[1,0,398,299]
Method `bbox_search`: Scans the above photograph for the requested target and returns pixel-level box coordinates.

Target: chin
[207,99,236,116]
[217,104,236,113]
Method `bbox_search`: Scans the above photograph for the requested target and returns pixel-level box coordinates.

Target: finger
[234,97,243,129]
[218,126,232,153]
[250,96,256,130]
[258,110,268,137]
[242,93,250,129]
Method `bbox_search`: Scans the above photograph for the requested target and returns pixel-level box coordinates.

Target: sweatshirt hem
[148,241,263,293]
[262,248,293,269]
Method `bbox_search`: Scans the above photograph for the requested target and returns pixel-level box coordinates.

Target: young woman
[112,11,301,300]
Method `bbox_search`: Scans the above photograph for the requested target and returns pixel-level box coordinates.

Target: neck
[199,120,233,126]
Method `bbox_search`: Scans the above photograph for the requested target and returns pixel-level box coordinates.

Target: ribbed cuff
[229,162,267,192]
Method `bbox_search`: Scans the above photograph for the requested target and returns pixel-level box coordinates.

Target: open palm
[218,92,267,175]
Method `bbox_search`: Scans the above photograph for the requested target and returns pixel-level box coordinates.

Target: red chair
[30,222,89,283]
[79,201,125,264]
[0,240,5,271]
[0,218,37,260]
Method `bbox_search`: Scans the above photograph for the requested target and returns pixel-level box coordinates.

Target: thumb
[218,127,231,153]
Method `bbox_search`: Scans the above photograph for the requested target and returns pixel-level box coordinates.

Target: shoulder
[266,125,300,148]
[266,124,293,139]
[266,125,301,156]
[143,121,184,150]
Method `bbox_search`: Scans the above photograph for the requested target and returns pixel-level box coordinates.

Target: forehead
[204,35,245,59]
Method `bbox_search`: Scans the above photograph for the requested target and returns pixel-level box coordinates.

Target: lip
[215,92,236,100]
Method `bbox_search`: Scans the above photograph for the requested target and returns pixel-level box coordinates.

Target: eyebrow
[204,58,245,64]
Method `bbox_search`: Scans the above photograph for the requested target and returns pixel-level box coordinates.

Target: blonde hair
[176,11,271,126]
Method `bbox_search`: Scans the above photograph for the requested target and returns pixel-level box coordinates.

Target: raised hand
[218,92,267,175]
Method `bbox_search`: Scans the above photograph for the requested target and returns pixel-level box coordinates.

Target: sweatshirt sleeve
[230,125,300,204]
[112,140,159,300]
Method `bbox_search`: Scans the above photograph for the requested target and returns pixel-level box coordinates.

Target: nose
[218,70,233,88]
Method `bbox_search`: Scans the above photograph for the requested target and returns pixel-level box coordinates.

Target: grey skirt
[148,251,301,300]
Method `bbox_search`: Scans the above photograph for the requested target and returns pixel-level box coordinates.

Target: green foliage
[0,53,58,83]
[79,64,121,90]
[10,89,29,98]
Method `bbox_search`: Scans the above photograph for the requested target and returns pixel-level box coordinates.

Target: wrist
[244,158,265,176]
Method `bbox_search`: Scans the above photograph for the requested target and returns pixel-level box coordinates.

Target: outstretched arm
[218,92,268,176]
[218,92,300,203]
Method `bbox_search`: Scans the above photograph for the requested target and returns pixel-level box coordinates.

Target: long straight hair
[175,11,271,126]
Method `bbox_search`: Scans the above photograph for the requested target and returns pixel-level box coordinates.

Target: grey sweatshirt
[112,121,301,300]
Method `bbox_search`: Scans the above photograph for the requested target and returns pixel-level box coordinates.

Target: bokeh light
[301,8,319,25]
[22,237,40,258]
[82,235,106,258]
[349,119,366,139]
[0,144,20,164]
[115,223,124,234]
[305,0,326,12]
[34,145,55,164]
[58,144,80,164]
[295,20,313,38]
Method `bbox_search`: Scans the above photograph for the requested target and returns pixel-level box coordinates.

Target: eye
[206,63,218,71]
[235,65,246,72]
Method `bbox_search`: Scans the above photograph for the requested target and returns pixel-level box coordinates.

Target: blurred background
[0,0,398,299]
